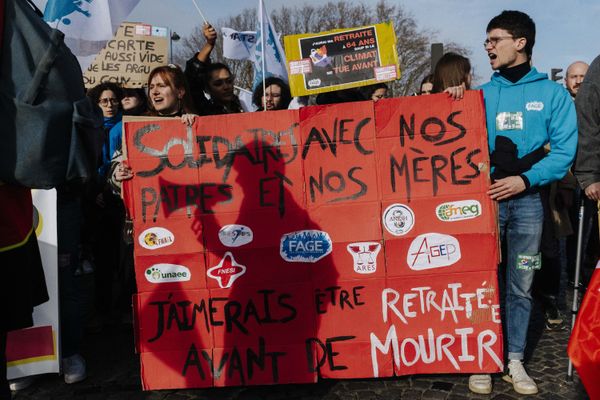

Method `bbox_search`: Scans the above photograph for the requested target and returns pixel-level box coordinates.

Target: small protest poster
[83,21,169,88]
[284,23,400,97]
[123,91,501,390]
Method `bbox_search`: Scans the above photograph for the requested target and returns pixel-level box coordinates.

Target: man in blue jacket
[468,10,577,396]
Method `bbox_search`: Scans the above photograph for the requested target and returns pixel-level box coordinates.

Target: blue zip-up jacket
[480,67,577,187]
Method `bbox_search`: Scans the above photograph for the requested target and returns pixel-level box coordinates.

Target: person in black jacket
[185,23,242,115]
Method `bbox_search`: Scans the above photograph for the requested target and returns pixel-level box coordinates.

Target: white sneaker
[62,354,87,384]
[9,376,35,391]
[502,359,538,395]
[468,374,492,394]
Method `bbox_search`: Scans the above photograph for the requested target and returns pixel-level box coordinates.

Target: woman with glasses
[185,22,242,115]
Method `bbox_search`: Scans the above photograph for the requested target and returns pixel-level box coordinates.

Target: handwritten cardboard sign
[83,22,169,88]
[284,23,400,97]
[123,91,501,390]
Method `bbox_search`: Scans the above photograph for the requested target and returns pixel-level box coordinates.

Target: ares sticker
[218,224,253,247]
[383,204,415,236]
[407,233,461,270]
[436,200,481,221]
[138,227,175,250]
[145,264,191,283]
[207,252,246,288]
[516,254,541,270]
[347,242,381,274]
[280,230,332,263]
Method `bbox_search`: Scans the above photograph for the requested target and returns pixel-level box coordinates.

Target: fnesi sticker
[218,224,253,247]
[138,227,175,250]
[280,230,332,263]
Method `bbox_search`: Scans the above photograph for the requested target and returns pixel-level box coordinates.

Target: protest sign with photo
[83,21,169,88]
[122,91,501,390]
[284,23,400,97]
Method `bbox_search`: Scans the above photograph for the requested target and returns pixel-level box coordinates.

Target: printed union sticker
[289,59,312,75]
[383,204,415,236]
[207,252,246,288]
[407,233,461,271]
[135,24,151,36]
[145,264,191,283]
[280,230,332,263]
[218,224,253,247]
[436,200,482,222]
[375,65,397,81]
[138,227,175,250]
[347,242,381,274]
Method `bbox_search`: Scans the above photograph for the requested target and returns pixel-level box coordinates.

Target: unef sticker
[207,252,246,288]
[516,254,541,270]
[383,204,415,236]
[496,112,523,131]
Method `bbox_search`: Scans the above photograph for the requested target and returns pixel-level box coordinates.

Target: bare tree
[174,0,469,96]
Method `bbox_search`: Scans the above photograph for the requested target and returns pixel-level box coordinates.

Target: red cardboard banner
[123,91,502,390]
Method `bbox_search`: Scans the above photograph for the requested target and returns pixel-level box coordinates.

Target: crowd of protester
[4,6,600,400]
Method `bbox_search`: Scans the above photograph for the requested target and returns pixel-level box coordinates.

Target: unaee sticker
[406,233,461,270]
[436,200,481,222]
[145,264,190,283]
[218,224,253,247]
[383,204,415,236]
[347,242,381,274]
[280,230,332,263]
[207,252,246,288]
[138,227,175,250]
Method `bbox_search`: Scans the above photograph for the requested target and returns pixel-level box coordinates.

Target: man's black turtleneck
[498,61,531,83]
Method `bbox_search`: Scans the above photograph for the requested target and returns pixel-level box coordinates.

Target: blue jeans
[498,193,543,361]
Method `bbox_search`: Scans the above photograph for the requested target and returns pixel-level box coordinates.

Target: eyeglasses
[98,98,119,106]
[483,36,514,48]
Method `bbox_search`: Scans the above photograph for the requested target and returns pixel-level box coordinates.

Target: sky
[35,0,600,86]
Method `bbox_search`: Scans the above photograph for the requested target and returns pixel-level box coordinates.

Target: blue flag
[253,0,288,90]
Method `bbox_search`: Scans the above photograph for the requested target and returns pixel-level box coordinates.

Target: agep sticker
[280,230,332,263]
[407,233,461,270]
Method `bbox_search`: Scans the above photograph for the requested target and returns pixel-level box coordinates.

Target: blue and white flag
[252,0,288,90]
[222,27,256,61]
[43,0,140,70]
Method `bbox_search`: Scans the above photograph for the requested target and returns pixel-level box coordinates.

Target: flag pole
[260,0,267,112]
[190,0,209,24]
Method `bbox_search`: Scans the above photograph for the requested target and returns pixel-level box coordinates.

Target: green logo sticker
[516,254,541,270]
